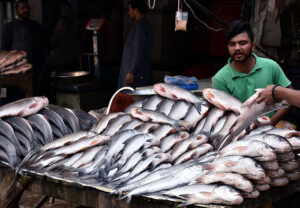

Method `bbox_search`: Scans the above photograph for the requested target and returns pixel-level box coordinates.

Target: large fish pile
[18,83,300,206]
[0,97,99,169]
[0,50,32,75]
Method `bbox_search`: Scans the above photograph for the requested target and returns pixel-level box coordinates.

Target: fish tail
[176,195,193,207]
[175,120,191,131]
[15,148,40,175]
[194,102,203,114]
[97,168,107,182]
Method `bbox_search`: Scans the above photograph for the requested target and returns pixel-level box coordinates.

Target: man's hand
[287,131,300,138]
[256,85,275,105]
[125,73,134,86]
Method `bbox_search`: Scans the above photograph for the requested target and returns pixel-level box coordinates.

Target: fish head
[34,96,49,106]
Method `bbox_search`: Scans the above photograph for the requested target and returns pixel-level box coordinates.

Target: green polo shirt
[213,53,291,103]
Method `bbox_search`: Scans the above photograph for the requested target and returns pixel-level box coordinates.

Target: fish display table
[0,162,300,208]
[0,71,33,99]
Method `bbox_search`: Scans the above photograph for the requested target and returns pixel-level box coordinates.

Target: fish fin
[117,195,131,203]
[15,148,40,175]
[176,120,191,131]
[194,103,202,114]
[97,169,107,182]
[29,102,39,109]
[17,109,25,117]
[216,134,234,151]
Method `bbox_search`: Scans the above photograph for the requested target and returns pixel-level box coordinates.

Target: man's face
[227,32,255,62]
[128,4,136,20]
[16,2,30,20]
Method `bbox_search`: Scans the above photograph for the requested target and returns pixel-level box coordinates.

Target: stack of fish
[0,97,99,170]
[0,50,32,75]
[18,83,300,206]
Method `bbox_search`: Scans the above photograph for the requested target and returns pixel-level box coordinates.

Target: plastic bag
[175,11,188,31]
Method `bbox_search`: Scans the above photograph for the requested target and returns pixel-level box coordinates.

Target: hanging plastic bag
[175,0,188,31]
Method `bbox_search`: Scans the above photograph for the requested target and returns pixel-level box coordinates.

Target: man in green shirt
[213,20,291,126]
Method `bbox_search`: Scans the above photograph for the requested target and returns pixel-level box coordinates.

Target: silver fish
[287,136,300,151]
[91,112,124,133]
[242,134,292,153]
[103,114,132,136]
[173,143,212,165]
[285,171,300,181]
[70,145,103,169]
[0,96,48,118]
[266,168,285,178]
[242,188,260,198]
[255,184,270,192]
[219,140,277,162]
[279,160,299,172]
[192,117,206,135]
[260,161,279,171]
[142,95,164,110]
[218,91,290,150]
[203,155,266,180]
[245,125,274,137]
[277,152,295,162]
[168,100,190,120]
[153,83,208,114]
[196,107,225,137]
[164,184,243,206]
[153,124,176,138]
[160,131,190,153]
[119,119,143,131]
[130,107,190,131]
[0,135,20,169]
[156,98,175,115]
[202,88,242,114]
[265,128,297,138]
[270,177,289,186]
[211,114,228,136]
[137,122,159,133]
[184,104,207,128]
[196,172,254,193]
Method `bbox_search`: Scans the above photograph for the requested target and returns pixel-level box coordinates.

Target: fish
[192,117,206,135]
[47,105,80,133]
[0,50,27,69]
[242,134,292,153]
[203,155,266,180]
[0,50,18,66]
[255,184,270,192]
[196,172,254,193]
[120,162,205,202]
[265,128,297,138]
[0,96,49,118]
[242,188,260,198]
[26,114,53,145]
[183,104,207,128]
[260,161,279,171]
[91,112,124,133]
[1,63,32,75]
[40,134,109,159]
[103,114,132,136]
[285,171,300,181]
[115,133,157,169]
[279,160,299,172]
[152,124,176,138]
[168,100,190,120]
[38,108,69,135]
[104,130,141,168]
[142,95,164,110]
[173,143,212,165]
[130,107,190,131]
[217,90,290,150]
[270,177,289,186]
[0,120,23,157]
[202,88,242,114]
[149,153,172,170]
[210,112,239,148]
[124,100,144,114]
[0,135,20,169]
[195,107,226,137]
[39,131,96,153]
[153,83,208,114]
[135,122,157,133]
[156,98,175,115]
[69,145,103,169]
[277,152,295,162]
[15,131,31,154]
[164,184,244,206]
[219,140,277,162]
[266,168,285,178]
[0,57,28,72]
[171,134,208,161]
[72,109,99,129]
[160,131,190,153]
[211,114,228,136]
[287,137,300,151]
[118,119,142,132]
[245,125,274,137]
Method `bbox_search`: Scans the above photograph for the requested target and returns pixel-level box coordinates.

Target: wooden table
[1,162,300,208]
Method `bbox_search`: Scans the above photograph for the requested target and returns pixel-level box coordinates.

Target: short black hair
[15,0,29,10]
[129,0,148,14]
[225,20,254,43]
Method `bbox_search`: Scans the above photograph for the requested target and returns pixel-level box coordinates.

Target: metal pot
[52,71,91,85]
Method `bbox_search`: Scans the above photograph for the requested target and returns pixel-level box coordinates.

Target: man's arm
[257,85,300,108]
[269,85,293,126]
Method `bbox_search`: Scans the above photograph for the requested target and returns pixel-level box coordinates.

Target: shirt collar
[228,53,263,79]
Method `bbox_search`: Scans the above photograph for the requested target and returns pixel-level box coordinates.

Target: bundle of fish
[0,97,99,170]
[0,50,32,75]
[19,83,300,206]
